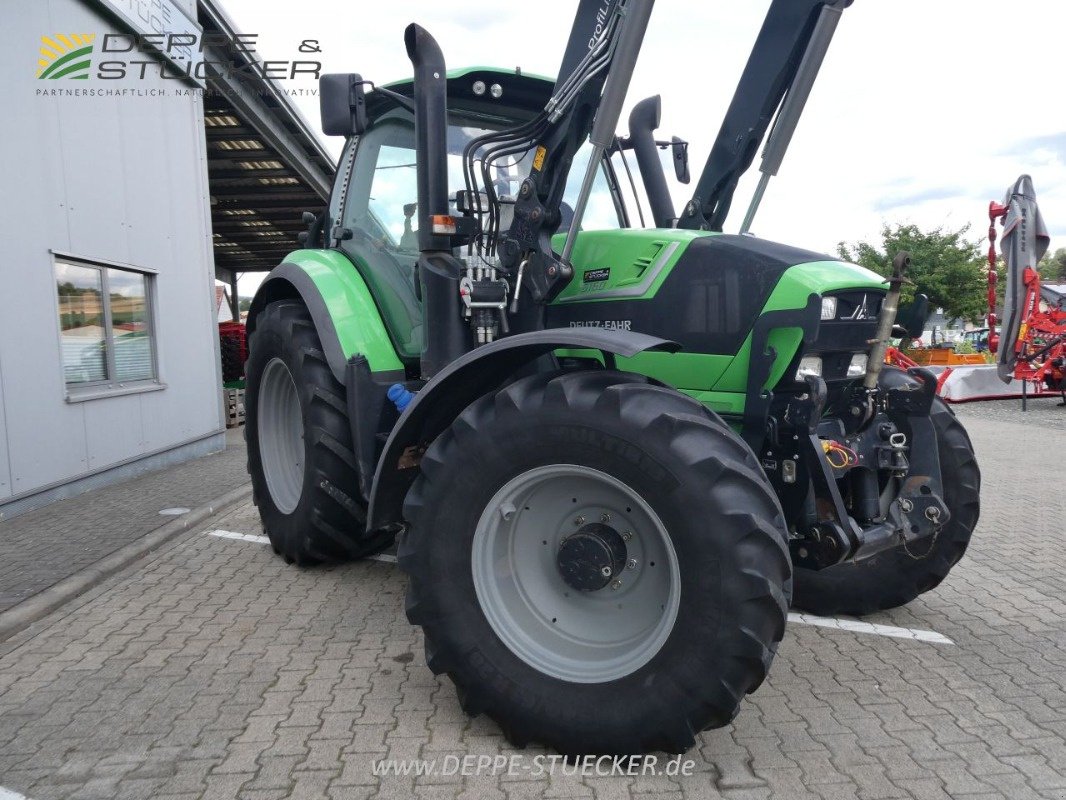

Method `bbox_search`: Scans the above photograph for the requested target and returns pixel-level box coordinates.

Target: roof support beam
[203,44,332,200]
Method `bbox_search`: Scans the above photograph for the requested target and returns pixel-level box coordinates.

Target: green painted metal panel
[282,249,404,373]
[551,229,714,303]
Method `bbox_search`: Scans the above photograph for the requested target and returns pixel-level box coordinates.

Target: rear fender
[367,329,680,531]
[247,249,405,385]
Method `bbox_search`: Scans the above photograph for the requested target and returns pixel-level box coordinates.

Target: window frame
[51,251,164,403]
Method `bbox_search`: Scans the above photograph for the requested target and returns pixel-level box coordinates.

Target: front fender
[247,250,404,384]
[366,328,680,531]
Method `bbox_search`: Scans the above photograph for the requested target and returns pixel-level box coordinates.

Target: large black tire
[792,395,980,616]
[398,370,792,754]
[245,300,391,565]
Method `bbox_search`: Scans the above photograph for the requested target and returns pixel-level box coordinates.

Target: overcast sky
[219,0,1066,290]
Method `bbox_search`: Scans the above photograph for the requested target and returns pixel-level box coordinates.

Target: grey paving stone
[0,428,248,614]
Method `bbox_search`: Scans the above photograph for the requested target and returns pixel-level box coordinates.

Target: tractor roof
[369,67,555,126]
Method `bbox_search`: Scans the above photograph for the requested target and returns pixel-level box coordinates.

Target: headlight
[847,353,869,377]
[795,356,822,380]
[820,296,838,320]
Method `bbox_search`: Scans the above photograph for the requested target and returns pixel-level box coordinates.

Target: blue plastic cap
[387,383,415,412]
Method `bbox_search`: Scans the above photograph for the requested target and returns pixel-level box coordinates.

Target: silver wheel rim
[258,358,304,514]
[472,465,681,683]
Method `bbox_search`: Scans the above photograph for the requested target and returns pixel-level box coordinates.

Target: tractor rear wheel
[398,370,791,754]
[792,396,980,616]
[245,300,391,565]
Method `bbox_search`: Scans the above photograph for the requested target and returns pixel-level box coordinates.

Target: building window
[55,257,158,398]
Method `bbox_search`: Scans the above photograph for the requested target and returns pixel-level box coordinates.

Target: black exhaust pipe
[627,95,675,228]
[404,24,469,378]
[405,24,451,252]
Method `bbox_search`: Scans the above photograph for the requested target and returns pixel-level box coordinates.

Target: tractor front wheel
[398,370,792,754]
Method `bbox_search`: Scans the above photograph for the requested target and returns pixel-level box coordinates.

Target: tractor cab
[321,68,659,363]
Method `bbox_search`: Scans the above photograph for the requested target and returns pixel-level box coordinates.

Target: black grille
[831,290,883,322]
[809,289,886,381]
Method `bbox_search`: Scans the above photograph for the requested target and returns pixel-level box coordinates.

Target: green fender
[247,249,405,384]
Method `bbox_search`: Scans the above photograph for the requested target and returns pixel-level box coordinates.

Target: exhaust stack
[405,24,451,252]
[627,96,675,228]
[405,24,469,378]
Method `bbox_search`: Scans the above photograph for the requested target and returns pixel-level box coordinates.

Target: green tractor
[244,0,979,754]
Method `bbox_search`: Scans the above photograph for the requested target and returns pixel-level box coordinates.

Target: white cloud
[224,0,1066,286]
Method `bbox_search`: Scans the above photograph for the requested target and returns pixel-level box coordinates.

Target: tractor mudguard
[366,329,680,531]
[247,251,405,385]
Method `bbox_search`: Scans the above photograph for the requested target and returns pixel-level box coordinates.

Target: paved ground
[0,429,247,613]
[952,394,1066,432]
[0,414,1064,799]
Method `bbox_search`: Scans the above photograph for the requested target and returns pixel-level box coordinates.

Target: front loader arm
[493,0,654,305]
[678,0,851,232]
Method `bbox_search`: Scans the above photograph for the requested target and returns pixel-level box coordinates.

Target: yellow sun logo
[37,34,95,80]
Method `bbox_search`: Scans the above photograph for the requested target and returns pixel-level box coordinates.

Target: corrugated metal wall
[0,0,224,505]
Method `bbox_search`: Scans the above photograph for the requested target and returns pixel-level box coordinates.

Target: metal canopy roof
[198,1,336,274]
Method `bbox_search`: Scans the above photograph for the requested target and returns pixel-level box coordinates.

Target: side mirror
[896,293,931,341]
[671,136,690,184]
[320,73,368,137]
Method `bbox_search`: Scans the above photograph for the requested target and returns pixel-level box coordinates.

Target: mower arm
[366,329,680,532]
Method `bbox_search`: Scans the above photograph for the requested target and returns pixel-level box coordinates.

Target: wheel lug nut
[622,531,633,542]
[626,558,638,570]
[610,580,622,590]
[600,513,611,523]
[600,566,612,578]
[574,515,585,526]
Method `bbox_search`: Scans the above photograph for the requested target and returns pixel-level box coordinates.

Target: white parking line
[202,530,951,644]
[206,529,270,545]
[1,786,34,800]
[788,612,954,644]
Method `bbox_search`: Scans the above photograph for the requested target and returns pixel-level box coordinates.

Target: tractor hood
[548,229,883,355]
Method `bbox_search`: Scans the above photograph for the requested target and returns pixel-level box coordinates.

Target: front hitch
[787,367,951,570]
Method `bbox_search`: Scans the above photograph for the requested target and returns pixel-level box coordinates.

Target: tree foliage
[837,224,989,323]
[1038,247,1066,282]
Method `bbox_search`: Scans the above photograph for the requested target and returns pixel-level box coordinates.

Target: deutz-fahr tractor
[244,0,980,754]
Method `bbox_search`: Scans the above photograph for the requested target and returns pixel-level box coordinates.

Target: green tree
[837,224,989,323]
[1038,247,1066,282]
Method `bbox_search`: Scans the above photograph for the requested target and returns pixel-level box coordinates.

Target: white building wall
[0,0,224,512]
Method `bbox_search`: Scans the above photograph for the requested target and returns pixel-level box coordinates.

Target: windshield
[342,109,624,250]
